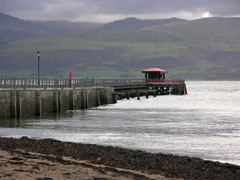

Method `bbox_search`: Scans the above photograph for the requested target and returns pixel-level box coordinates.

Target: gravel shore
[0,136,239,180]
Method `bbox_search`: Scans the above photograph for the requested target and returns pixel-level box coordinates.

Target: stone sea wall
[0,87,116,119]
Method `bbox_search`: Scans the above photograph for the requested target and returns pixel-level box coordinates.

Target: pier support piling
[58,91,63,112]
[36,91,41,116]
[137,91,140,100]
[53,91,59,113]
[69,90,74,110]
[10,91,17,118]
[153,91,157,97]
[16,91,22,117]
[126,92,130,100]
[96,89,101,106]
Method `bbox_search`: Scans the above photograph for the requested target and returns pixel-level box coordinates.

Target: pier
[0,69,187,118]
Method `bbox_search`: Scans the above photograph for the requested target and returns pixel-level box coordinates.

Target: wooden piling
[81,89,88,109]
[86,90,89,108]
[96,89,101,106]
[53,91,59,113]
[82,90,86,109]
[10,91,17,118]
[105,89,109,104]
[16,91,22,117]
[153,91,157,97]
[36,91,41,116]
[126,92,130,100]
[184,83,188,94]
[69,90,74,110]
[58,91,63,112]
[137,91,140,100]
[159,88,164,95]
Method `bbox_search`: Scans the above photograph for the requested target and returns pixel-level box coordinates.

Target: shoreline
[0,136,240,180]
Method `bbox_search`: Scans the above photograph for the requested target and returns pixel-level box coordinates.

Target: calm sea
[0,81,240,165]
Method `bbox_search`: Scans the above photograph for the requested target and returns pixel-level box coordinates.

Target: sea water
[0,81,240,165]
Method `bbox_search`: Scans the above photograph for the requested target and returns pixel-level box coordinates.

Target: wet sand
[0,136,239,180]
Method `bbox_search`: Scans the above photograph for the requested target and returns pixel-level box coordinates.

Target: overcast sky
[0,0,240,23]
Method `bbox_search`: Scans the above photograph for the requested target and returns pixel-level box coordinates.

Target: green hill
[0,17,240,80]
[146,17,240,42]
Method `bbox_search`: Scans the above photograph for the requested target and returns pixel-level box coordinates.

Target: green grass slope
[146,17,240,42]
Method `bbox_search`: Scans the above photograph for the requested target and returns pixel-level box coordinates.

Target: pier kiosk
[142,67,187,95]
[142,68,168,82]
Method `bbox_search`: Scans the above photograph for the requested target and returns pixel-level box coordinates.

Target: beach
[0,136,239,180]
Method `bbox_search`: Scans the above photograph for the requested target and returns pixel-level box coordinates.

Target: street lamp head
[37,51,40,57]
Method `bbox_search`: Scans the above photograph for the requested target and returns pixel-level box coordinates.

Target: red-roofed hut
[141,67,187,95]
[142,68,168,81]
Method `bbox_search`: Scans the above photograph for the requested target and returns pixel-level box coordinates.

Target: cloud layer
[1,0,240,22]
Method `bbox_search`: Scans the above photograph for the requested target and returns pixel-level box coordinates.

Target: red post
[69,71,73,80]
[69,71,73,87]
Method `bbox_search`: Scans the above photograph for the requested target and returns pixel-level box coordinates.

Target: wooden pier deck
[112,79,187,100]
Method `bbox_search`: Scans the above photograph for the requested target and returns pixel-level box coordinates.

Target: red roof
[142,68,168,73]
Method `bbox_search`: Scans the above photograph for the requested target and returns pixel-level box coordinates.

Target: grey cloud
[85,0,240,14]
[0,0,239,22]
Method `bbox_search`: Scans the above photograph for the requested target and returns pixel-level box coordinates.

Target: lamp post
[37,51,40,86]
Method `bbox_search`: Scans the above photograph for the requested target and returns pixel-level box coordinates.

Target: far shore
[0,136,240,180]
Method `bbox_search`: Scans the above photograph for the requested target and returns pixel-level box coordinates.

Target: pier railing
[0,76,146,89]
[0,76,185,89]
[95,78,146,86]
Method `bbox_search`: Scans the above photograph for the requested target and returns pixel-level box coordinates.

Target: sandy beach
[0,148,178,180]
[0,136,239,180]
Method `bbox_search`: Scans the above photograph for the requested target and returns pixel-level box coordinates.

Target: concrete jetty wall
[0,81,187,119]
[0,87,115,119]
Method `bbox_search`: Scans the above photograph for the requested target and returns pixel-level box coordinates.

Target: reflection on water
[0,81,240,165]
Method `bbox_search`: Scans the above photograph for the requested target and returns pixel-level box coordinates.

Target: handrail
[0,76,183,89]
[0,76,146,88]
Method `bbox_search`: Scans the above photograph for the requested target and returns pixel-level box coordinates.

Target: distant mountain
[1,17,240,80]
[99,17,186,30]
[0,12,47,43]
[35,20,102,36]
[0,12,103,43]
